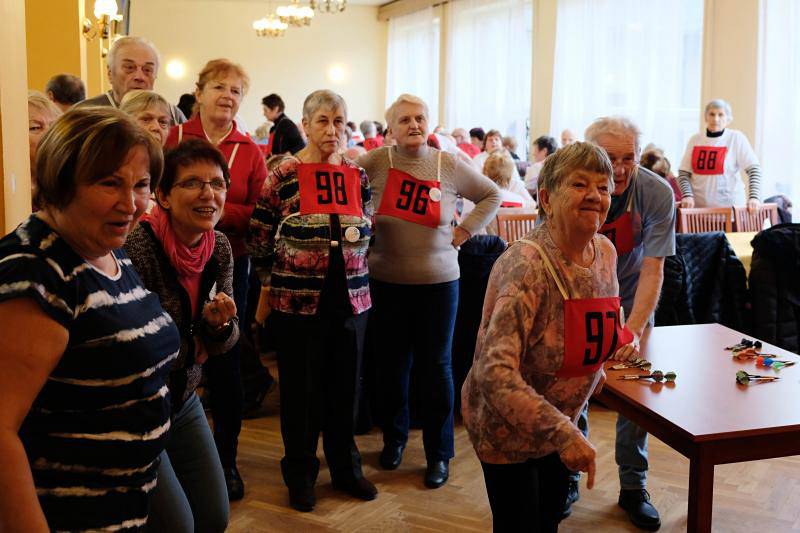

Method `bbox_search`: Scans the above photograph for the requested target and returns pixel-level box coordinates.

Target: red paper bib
[599,211,635,255]
[376,167,441,228]
[297,163,363,218]
[691,146,727,175]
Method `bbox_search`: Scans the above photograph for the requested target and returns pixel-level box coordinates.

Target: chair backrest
[677,207,732,233]
[732,203,780,232]
[496,210,538,242]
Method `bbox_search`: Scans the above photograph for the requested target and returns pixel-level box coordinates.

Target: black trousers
[480,454,571,532]
[272,307,368,489]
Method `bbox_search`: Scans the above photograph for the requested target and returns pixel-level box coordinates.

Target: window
[756,0,799,218]
[550,0,704,164]
[386,7,441,125]
[445,0,533,155]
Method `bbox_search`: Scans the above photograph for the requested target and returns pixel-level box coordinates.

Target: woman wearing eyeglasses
[165,58,267,500]
[125,139,238,533]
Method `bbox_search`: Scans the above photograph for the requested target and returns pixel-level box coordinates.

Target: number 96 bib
[376,148,442,228]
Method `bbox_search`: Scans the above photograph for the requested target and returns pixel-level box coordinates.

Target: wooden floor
[230,368,800,532]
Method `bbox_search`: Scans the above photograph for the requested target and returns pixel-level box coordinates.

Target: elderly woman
[462,142,637,531]
[28,91,62,207]
[474,129,522,182]
[124,139,238,533]
[120,89,173,147]
[484,152,536,208]
[358,94,500,489]
[248,90,376,512]
[165,58,267,500]
[678,98,762,209]
[0,107,179,531]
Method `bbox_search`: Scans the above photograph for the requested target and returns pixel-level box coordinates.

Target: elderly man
[77,36,186,124]
[561,128,577,147]
[566,117,675,531]
[360,120,384,151]
[452,128,480,158]
[44,74,85,111]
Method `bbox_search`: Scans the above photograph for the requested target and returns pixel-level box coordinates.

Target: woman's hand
[452,226,470,249]
[680,197,695,209]
[747,198,761,213]
[202,293,237,330]
[611,332,640,361]
[592,369,607,396]
[193,335,209,365]
[559,434,597,489]
[255,286,271,325]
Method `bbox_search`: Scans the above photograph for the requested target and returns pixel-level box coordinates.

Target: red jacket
[363,136,384,151]
[458,143,481,158]
[166,116,268,258]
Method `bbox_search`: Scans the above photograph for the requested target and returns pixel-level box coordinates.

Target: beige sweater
[359,145,500,284]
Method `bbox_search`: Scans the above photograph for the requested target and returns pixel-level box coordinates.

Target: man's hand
[560,434,597,489]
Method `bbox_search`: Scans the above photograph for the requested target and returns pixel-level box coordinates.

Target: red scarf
[143,205,215,318]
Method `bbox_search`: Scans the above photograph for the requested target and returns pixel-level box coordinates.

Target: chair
[496,210,538,242]
[677,207,732,233]
[732,203,779,232]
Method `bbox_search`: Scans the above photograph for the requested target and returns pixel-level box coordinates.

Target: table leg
[687,453,714,533]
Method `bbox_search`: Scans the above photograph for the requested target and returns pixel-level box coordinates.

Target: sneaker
[561,479,580,519]
[618,489,661,531]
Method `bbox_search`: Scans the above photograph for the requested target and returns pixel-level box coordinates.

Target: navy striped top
[0,215,180,532]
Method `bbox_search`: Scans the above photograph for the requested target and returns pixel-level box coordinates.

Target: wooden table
[597,324,800,533]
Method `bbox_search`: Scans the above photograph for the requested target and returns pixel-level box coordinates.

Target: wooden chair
[732,203,779,232]
[496,210,538,242]
[677,207,732,233]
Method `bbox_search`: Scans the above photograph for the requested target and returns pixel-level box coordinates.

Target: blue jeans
[572,404,648,489]
[370,279,458,462]
[148,393,229,533]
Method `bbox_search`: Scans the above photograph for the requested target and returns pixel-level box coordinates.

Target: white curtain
[386,7,441,125]
[550,0,703,165]
[445,0,533,155]
[756,0,799,219]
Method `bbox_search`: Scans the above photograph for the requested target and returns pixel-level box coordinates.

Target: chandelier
[311,0,346,13]
[277,0,314,26]
[253,15,288,37]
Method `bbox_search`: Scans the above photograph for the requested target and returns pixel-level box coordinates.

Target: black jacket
[750,223,800,353]
[269,113,305,155]
[655,232,749,331]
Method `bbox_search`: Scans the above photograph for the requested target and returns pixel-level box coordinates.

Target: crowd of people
[1,31,774,532]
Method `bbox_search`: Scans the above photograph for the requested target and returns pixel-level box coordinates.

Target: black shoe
[224,466,245,501]
[561,479,580,519]
[618,489,661,531]
[332,476,378,501]
[424,460,449,489]
[288,485,316,512]
[379,444,405,470]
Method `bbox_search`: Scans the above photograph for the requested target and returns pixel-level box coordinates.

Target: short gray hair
[584,116,642,153]
[538,141,614,219]
[705,98,733,121]
[385,94,429,127]
[359,120,376,137]
[107,36,160,72]
[302,89,347,122]
[119,90,171,121]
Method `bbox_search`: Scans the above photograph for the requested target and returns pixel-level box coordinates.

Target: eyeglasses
[175,178,227,191]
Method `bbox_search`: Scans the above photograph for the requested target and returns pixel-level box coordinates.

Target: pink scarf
[143,205,215,317]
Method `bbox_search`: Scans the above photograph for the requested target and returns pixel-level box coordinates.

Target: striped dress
[0,215,180,532]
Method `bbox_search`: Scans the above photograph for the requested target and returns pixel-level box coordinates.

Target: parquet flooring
[230,364,800,532]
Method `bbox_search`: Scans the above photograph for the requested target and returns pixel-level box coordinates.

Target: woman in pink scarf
[125,139,238,533]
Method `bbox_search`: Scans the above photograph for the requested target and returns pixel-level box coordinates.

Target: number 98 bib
[297,163,364,218]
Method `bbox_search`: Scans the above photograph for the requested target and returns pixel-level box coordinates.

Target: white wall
[131,0,388,132]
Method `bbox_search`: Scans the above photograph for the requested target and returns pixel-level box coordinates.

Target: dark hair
[44,74,85,106]
[469,127,485,141]
[261,93,285,112]
[373,121,384,136]
[177,93,196,120]
[533,135,558,156]
[159,138,230,198]
[35,107,162,210]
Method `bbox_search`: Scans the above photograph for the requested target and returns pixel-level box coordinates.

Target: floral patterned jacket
[461,223,619,463]
[247,156,373,315]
